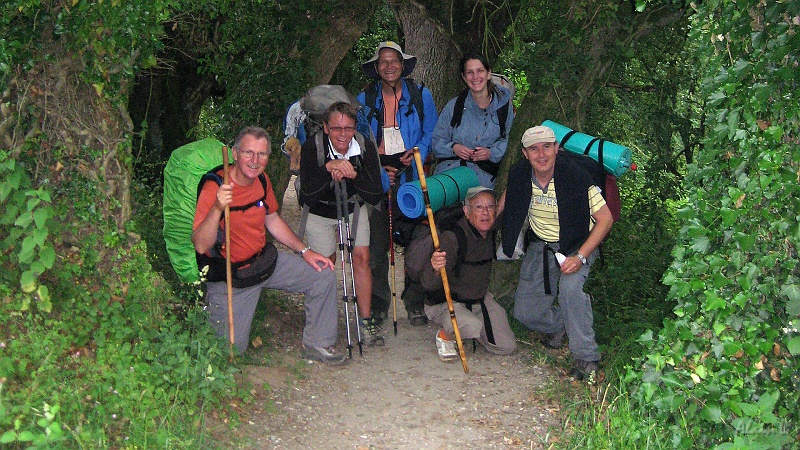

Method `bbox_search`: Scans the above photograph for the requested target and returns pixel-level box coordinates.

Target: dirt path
[228,178,561,449]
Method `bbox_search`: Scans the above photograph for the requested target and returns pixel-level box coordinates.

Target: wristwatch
[576,252,587,265]
[298,246,311,255]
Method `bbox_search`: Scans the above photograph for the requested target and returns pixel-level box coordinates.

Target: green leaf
[13,212,32,228]
[691,236,710,253]
[20,270,36,293]
[19,236,36,263]
[705,292,726,311]
[33,207,49,228]
[738,402,759,417]
[39,245,55,269]
[0,431,16,444]
[700,404,722,423]
[37,285,52,313]
[787,336,800,356]
[16,431,34,442]
[781,284,800,315]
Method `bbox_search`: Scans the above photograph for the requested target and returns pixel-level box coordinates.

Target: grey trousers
[513,240,600,362]
[206,252,338,353]
[425,293,517,355]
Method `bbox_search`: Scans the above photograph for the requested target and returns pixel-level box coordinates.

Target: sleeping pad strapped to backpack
[163,138,230,283]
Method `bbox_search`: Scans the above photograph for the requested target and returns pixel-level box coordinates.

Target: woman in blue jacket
[432,54,515,188]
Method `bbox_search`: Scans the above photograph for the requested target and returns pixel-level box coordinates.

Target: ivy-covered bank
[1,1,239,447]
[629,1,800,447]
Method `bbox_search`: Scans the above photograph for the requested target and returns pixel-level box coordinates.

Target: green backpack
[163,138,230,283]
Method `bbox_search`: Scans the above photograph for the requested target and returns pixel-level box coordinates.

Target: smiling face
[522,141,558,179]
[323,112,357,155]
[233,134,270,183]
[461,58,489,95]
[376,48,403,86]
[464,192,497,236]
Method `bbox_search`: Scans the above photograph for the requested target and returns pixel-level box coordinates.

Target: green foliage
[0,228,237,448]
[0,152,55,313]
[1,0,175,103]
[203,0,336,140]
[628,0,800,446]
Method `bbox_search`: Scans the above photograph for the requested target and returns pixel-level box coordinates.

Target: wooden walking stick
[388,189,398,336]
[411,148,468,373]
[222,146,235,362]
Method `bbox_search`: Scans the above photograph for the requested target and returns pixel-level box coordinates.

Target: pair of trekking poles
[333,179,364,358]
[337,149,469,371]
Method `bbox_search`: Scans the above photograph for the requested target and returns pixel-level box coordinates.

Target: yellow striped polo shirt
[527,179,606,243]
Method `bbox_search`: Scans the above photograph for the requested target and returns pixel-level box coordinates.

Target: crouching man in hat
[421,187,517,361]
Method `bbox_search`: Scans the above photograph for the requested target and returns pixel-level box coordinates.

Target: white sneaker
[435,329,458,362]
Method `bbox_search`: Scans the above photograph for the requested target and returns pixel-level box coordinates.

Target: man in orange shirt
[193,126,346,364]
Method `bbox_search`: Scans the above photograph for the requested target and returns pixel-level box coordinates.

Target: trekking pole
[338,179,363,356]
[412,148,468,373]
[388,189,398,336]
[222,146,235,362]
[334,180,354,358]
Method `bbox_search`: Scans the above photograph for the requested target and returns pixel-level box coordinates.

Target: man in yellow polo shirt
[497,125,613,381]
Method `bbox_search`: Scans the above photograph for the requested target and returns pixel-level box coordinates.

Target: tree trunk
[389,0,462,108]
[4,42,134,257]
[388,0,523,107]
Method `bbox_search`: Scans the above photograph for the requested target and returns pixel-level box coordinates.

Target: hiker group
[183,41,616,379]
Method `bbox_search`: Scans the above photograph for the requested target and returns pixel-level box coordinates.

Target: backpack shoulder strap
[197,164,225,200]
[497,101,510,138]
[314,132,326,167]
[449,88,470,129]
[404,78,425,124]
[363,81,379,125]
[452,225,468,278]
[257,172,268,206]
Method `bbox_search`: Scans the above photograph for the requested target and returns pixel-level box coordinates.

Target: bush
[627,1,800,447]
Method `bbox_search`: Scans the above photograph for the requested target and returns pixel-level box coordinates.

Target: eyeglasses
[328,126,356,134]
[470,204,496,213]
[238,149,269,160]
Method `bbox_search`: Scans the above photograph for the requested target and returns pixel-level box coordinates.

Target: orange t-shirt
[193,172,279,263]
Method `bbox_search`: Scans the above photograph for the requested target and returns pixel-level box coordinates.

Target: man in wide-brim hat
[356,41,438,328]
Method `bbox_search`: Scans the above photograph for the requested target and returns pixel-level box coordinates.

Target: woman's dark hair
[459,53,497,95]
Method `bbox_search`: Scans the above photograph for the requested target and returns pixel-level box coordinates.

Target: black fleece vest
[502,152,593,256]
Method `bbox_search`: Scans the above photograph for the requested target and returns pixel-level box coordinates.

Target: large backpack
[558,133,622,222]
[163,138,231,283]
[300,85,360,136]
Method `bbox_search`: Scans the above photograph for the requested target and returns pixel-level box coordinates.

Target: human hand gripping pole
[412,148,468,373]
[222,146,235,362]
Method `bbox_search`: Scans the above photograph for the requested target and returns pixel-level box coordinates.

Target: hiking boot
[570,359,599,382]
[408,308,428,326]
[301,345,348,365]
[360,317,385,347]
[541,328,567,350]
[435,329,458,362]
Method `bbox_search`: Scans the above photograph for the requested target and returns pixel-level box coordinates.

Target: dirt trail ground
[226,178,562,449]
